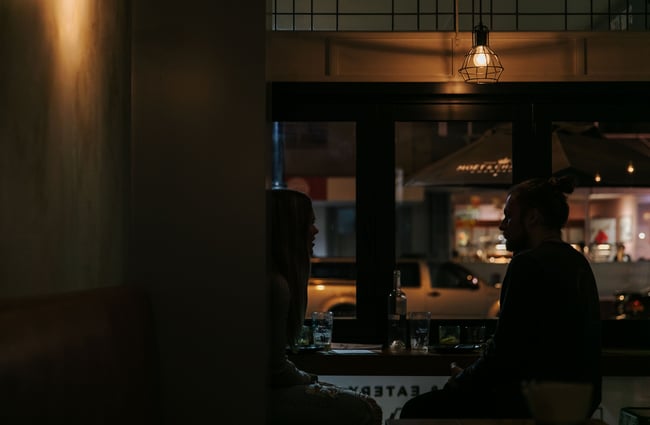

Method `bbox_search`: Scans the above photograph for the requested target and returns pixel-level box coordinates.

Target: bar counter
[289,345,650,377]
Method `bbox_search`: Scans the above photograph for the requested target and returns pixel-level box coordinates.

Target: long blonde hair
[267,189,313,349]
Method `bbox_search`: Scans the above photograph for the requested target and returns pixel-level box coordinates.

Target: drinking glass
[311,311,334,350]
[408,311,431,352]
[438,325,461,346]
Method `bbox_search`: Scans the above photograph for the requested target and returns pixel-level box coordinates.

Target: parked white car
[307,257,501,319]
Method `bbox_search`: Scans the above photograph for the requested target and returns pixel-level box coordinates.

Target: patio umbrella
[405,123,650,188]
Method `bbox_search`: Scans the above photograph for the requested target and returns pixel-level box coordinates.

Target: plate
[431,344,481,354]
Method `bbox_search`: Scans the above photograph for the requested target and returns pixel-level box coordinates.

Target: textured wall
[0,0,129,296]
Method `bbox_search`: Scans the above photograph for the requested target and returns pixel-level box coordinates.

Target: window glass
[310,262,356,279]
[432,263,462,289]
[396,262,420,288]
[278,121,357,317]
[280,121,356,259]
[553,121,650,320]
[395,120,511,318]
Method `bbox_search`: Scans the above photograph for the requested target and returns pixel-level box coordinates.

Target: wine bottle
[387,269,408,351]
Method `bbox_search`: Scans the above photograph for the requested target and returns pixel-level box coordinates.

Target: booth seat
[0,285,160,424]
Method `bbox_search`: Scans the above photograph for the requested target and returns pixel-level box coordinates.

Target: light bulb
[627,161,635,174]
[472,46,490,67]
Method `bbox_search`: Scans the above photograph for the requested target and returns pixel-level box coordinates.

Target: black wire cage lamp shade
[458,24,504,84]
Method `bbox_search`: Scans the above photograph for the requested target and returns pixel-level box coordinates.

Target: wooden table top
[385,420,533,425]
[288,344,650,376]
[386,419,609,425]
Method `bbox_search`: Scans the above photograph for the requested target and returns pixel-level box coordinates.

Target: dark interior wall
[131,1,267,423]
[0,1,129,296]
[1,0,268,422]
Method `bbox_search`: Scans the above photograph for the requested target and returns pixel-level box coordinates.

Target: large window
[271,82,650,344]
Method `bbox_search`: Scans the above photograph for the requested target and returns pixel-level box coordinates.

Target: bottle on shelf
[387,269,408,352]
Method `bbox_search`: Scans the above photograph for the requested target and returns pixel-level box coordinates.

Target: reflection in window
[278,117,650,321]
[553,121,650,320]
[396,121,512,263]
[551,121,650,262]
[277,121,357,258]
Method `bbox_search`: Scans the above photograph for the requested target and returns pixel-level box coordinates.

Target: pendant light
[458,0,503,84]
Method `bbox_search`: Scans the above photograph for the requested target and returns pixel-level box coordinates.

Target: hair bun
[549,175,576,194]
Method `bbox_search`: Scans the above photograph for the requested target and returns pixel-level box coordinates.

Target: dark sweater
[454,240,602,417]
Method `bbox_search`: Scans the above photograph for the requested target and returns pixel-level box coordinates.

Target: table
[289,345,650,376]
[386,419,608,425]
[385,420,532,425]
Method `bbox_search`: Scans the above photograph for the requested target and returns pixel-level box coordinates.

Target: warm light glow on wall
[52,0,89,72]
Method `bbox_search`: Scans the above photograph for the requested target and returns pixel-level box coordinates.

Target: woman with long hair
[267,188,382,425]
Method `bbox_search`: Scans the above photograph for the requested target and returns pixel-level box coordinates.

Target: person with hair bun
[400,175,601,420]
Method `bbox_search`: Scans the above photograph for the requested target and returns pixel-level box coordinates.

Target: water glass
[311,311,334,350]
[296,325,312,347]
[464,324,487,345]
[438,324,461,346]
[408,311,431,352]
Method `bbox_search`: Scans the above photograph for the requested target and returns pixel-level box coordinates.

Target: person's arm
[447,254,543,389]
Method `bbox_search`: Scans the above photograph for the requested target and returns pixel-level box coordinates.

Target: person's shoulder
[506,249,539,274]
[510,241,577,268]
[532,241,595,272]
[530,240,580,258]
[509,247,537,263]
[556,241,592,262]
